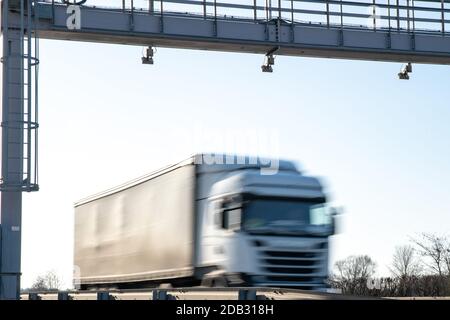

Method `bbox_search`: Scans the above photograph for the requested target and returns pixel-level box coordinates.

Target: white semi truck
[74,154,337,290]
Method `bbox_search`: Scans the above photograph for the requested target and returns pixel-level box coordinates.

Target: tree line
[24,232,450,297]
[330,233,450,297]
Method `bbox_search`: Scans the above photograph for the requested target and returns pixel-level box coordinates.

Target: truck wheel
[211,277,228,288]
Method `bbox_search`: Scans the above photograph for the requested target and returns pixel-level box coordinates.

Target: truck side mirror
[213,201,225,228]
[213,198,243,231]
[222,208,242,231]
[330,207,342,235]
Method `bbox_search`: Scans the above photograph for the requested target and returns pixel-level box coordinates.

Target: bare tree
[331,255,376,295]
[444,242,450,276]
[389,245,422,278]
[31,270,62,291]
[411,233,450,276]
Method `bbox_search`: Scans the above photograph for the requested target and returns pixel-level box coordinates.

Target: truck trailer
[74,154,337,290]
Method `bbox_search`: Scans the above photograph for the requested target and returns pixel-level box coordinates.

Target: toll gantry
[1,0,449,299]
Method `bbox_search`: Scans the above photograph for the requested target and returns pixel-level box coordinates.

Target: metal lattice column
[1,0,39,300]
[0,27,25,301]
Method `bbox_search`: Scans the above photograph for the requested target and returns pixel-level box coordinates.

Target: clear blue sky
[20,37,450,288]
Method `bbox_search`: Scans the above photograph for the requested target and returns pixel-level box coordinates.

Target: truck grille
[254,244,327,289]
[264,251,317,258]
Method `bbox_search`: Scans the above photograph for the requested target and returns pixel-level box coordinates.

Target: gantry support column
[0,0,25,300]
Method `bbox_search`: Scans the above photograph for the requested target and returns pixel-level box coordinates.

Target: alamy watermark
[73,265,81,290]
[192,126,280,175]
[66,5,82,30]
[195,153,280,176]
[367,277,390,290]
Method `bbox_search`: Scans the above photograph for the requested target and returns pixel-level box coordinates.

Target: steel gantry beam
[30,0,450,64]
[1,0,450,300]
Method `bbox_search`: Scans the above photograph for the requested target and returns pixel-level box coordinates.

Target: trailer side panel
[74,164,196,285]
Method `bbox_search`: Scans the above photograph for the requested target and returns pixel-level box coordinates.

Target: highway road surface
[21,287,380,300]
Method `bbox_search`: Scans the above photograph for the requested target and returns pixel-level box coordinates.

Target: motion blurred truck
[74,154,337,290]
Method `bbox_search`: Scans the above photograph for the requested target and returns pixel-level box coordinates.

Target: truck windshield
[242,198,331,231]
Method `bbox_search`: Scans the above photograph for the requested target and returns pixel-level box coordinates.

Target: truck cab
[195,156,336,290]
